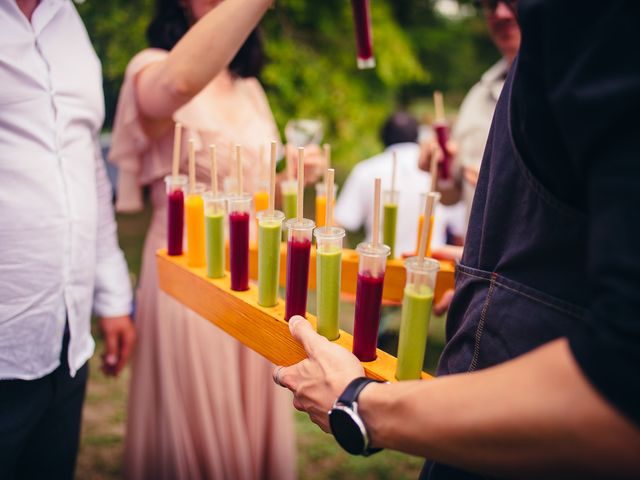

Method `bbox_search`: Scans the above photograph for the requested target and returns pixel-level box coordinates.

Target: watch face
[329,406,367,455]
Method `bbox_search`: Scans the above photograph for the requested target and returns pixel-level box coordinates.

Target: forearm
[138,0,271,119]
[360,339,640,479]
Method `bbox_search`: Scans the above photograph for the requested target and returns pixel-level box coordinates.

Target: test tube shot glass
[228,194,252,291]
[285,218,315,321]
[314,226,345,340]
[165,174,187,256]
[257,210,285,307]
[204,193,227,279]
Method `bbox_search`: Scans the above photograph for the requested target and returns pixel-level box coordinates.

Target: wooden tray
[157,250,435,381]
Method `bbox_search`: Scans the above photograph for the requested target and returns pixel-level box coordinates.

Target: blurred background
[77,0,498,477]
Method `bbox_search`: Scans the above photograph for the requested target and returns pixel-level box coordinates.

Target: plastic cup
[165,174,187,256]
[185,183,206,267]
[382,190,399,259]
[415,192,441,256]
[314,226,345,340]
[204,193,226,278]
[314,183,338,228]
[351,0,376,69]
[257,210,285,307]
[281,180,298,220]
[352,242,390,361]
[284,218,315,320]
[228,194,252,291]
[396,257,439,380]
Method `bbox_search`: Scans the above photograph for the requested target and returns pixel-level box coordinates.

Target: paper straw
[210,144,218,197]
[297,147,304,223]
[269,141,277,214]
[172,122,182,177]
[434,90,445,122]
[188,139,196,191]
[372,177,381,247]
[235,144,242,195]
[418,192,437,262]
[391,151,397,194]
[323,143,331,178]
[326,168,335,227]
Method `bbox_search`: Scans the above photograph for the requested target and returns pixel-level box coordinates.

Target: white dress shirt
[0,0,132,380]
[335,142,466,255]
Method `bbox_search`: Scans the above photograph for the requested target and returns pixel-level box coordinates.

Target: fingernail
[106,354,118,366]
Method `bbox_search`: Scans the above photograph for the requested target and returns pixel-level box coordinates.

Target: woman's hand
[274,316,364,432]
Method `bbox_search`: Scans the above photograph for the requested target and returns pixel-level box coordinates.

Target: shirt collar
[5,0,67,36]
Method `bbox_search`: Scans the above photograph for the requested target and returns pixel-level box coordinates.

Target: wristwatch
[328,377,385,456]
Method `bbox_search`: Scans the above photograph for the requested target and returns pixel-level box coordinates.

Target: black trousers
[0,333,89,480]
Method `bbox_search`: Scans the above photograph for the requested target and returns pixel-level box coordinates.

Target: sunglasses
[474,0,517,15]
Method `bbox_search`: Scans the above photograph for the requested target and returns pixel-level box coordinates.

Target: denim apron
[421,59,592,479]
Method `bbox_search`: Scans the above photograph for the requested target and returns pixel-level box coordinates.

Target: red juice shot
[164,174,187,256]
[351,0,375,69]
[352,242,390,361]
[434,123,452,180]
[284,218,315,321]
[228,194,252,291]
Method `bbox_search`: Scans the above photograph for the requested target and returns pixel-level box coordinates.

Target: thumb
[289,315,326,359]
[103,328,119,366]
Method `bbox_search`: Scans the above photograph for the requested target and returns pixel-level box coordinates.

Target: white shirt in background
[0,0,132,380]
[451,58,508,227]
[335,142,466,255]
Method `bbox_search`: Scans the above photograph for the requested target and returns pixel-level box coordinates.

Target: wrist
[358,381,388,449]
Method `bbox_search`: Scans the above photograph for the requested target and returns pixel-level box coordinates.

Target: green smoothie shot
[257,210,285,307]
[204,194,226,278]
[382,190,399,258]
[315,226,345,340]
[281,179,297,220]
[396,257,439,380]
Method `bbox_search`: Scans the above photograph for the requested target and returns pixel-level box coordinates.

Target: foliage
[77,0,498,181]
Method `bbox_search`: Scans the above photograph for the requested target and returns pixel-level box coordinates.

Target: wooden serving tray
[157,250,435,381]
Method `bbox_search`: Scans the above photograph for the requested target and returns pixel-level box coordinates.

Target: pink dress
[109,49,296,480]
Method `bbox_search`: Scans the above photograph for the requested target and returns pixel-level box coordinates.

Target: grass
[76,203,444,479]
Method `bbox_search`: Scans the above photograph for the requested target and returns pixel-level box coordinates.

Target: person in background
[0,1,135,479]
[273,1,640,479]
[422,0,521,263]
[109,0,297,478]
[335,111,466,256]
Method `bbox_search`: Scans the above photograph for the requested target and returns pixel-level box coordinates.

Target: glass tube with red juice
[228,194,252,291]
[351,0,375,69]
[164,174,188,256]
[284,218,315,321]
[352,242,390,361]
[434,123,452,180]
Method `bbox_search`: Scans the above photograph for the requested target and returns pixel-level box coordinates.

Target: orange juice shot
[185,183,206,267]
[314,182,338,228]
[415,192,441,256]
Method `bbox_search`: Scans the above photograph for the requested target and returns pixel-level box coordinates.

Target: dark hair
[146,0,265,78]
[380,112,419,147]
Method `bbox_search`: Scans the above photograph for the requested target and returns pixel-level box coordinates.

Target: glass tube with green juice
[396,257,439,380]
[257,210,285,307]
[281,179,298,220]
[204,193,226,278]
[314,226,345,340]
[382,190,399,258]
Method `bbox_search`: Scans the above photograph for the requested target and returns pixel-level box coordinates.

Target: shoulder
[125,48,169,77]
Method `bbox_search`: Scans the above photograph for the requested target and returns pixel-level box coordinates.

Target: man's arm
[278,317,640,479]
[94,140,135,376]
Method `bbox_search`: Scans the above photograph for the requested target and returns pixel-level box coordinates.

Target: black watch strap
[338,377,384,405]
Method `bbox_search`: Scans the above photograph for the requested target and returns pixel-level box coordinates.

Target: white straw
[235,144,242,195]
[326,168,334,228]
[210,144,218,197]
[372,178,381,247]
[172,122,182,177]
[434,90,445,122]
[297,147,304,223]
[418,192,437,262]
[269,141,277,214]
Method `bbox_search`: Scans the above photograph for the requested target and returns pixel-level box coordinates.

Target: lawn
[76,205,444,479]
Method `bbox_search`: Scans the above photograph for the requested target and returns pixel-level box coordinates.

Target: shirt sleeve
[535,1,640,426]
[93,138,133,318]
